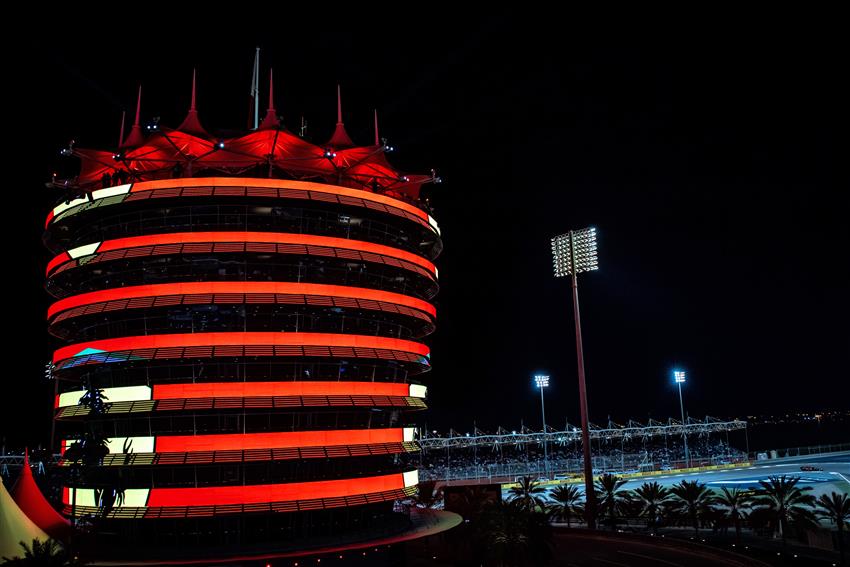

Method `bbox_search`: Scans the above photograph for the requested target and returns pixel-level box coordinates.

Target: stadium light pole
[534,375,550,478]
[551,226,598,529]
[674,370,690,468]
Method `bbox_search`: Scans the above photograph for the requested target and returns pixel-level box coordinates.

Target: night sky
[7,16,847,447]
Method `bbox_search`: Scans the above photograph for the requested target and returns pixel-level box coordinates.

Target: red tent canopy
[73,124,430,201]
[11,451,72,540]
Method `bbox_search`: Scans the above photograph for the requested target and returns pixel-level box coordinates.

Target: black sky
[6,15,847,446]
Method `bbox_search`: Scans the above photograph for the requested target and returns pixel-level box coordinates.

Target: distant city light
[674,370,686,384]
[534,374,550,388]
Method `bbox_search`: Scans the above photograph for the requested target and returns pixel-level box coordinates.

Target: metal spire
[251,47,260,130]
[268,68,275,112]
[337,84,343,124]
[118,110,126,148]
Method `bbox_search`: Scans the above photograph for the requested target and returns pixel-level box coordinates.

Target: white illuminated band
[428,215,441,236]
[50,184,132,219]
[56,385,152,408]
[403,469,419,488]
[67,242,101,259]
[409,384,427,398]
[61,436,156,454]
[66,488,150,508]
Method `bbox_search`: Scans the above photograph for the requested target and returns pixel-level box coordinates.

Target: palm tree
[412,480,442,508]
[715,487,752,543]
[548,484,584,527]
[669,480,716,536]
[508,476,548,513]
[632,481,672,534]
[751,475,817,544]
[63,380,113,526]
[482,502,529,567]
[2,537,82,565]
[455,485,498,519]
[594,474,630,530]
[815,491,849,565]
[77,382,110,415]
[477,500,553,567]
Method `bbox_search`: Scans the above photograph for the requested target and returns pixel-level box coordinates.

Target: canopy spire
[259,68,280,130]
[374,109,380,146]
[121,85,146,148]
[118,110,126,148]
[190,68,197,111]
[178,68,208,137]
[328,84,354,148]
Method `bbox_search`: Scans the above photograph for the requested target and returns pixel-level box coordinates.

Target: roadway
[619,452,850,498]
[547,530,769,567]
[501,451,850,499]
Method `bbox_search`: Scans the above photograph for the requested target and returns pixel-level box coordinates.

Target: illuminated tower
[44,77,442,556]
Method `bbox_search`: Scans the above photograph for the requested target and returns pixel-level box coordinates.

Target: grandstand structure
[419,416,746,450]
[413,416,748,482]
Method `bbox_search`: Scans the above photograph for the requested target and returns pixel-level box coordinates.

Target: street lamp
[534,374,550,478]
[551,226,598,529]
[673,370,690,468]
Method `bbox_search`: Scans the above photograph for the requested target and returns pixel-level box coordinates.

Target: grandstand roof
[64,77,432,202]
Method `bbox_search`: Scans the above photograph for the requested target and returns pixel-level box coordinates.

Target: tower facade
[44,86,441,555]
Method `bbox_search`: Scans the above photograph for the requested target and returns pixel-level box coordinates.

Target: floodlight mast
[534,375,550,477]
[674,370,690,467]
[551,227,598,529]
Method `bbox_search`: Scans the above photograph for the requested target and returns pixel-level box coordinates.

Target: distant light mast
[534,374,550,478]
[673,370,690,467]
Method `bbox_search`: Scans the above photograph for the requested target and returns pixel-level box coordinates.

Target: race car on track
[800,465,822,471]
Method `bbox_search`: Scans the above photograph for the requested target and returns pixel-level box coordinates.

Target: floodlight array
[551,227,598,277]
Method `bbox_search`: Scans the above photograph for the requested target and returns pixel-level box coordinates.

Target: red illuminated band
[154,428,407,452]
[62,471,412,507]
[46,252,70,275]
[154,381,414,400]
[152,473,407,506]
[55,382,424,409]
[47,282,435,320]
[52,332,429,365]
[47,177,431,228]
[46,231,436,277]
